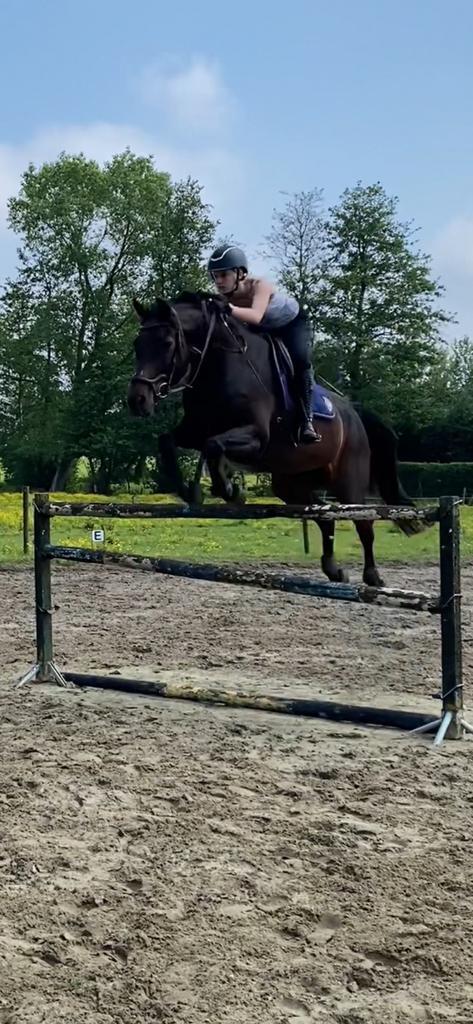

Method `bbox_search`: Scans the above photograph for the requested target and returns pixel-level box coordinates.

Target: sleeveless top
[259,291,300,330]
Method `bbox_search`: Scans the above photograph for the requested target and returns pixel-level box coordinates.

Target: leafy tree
[263,189,325,315]
[0,150,216,488]
[315,182,453,425]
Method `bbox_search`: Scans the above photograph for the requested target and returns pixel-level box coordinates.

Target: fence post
[22,486,30,555]
[34,493,54,680]
[439,495,463,738]
[302,520,310,554]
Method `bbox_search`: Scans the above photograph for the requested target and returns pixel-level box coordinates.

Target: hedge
[398,463,473,498]
[249,464,473,500]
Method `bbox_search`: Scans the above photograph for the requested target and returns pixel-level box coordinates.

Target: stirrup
[300,421,322,444]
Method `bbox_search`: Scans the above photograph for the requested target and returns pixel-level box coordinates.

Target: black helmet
[208,244,248,275]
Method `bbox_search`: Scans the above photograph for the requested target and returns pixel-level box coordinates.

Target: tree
[436,336,473,460]
[393,336,473,463]
[315,182,454,425]
[447,335,473,391]
[0,150,216,488]
[263,189,325,315]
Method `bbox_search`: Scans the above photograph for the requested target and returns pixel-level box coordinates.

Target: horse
[127,291,425,588]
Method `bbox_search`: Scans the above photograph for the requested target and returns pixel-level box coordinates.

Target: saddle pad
[311,384,336,420]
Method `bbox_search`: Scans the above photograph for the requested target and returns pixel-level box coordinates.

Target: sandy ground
[1,559,473,1023]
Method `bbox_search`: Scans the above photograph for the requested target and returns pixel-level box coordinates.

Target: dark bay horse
[127,291,424,587]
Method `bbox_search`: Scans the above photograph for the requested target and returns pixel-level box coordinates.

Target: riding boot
[298,369,322,443]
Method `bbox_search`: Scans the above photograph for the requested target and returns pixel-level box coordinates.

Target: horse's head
[128,292,229,417]
[127,297,190,417]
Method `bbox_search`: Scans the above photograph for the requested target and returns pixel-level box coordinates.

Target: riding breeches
[275,311,314,376]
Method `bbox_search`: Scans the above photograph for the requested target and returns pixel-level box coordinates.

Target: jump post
[22,485,30,555]
[17,493,471,746]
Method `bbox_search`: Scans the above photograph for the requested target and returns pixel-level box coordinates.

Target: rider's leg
[279,313,321,443]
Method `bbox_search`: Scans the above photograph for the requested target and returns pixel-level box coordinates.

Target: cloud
[431,217,473,340]
[0,56,249,283]
[0,120,245,208]
[0,119,247,281]
[0,55,247,287]
[137,56,236,136]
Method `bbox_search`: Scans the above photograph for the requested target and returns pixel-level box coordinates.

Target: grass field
[1,490,471,567]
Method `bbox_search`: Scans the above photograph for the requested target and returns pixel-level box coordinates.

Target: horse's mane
[171,289,251,350]
[139,293,213,322]
[173,290,214,307]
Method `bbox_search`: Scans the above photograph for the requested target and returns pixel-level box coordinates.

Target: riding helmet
[207,244,248,275]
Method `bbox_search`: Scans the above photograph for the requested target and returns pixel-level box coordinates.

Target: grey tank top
[259,291,299,330]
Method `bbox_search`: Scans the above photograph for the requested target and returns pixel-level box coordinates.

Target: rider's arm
[229,279,273,325]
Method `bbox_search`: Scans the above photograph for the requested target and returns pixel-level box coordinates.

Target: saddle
[266,334,336,422]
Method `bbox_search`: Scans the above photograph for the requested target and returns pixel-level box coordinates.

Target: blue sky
[0,0,472,338]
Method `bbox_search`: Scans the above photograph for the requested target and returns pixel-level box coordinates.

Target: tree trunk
[50,457,77,492]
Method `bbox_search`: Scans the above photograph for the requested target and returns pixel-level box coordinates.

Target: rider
[207,244,321,444]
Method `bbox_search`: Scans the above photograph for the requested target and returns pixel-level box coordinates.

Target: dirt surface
[1,559,473,1023]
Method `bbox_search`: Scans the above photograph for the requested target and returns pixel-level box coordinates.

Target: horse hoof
[230,482,246,505]
[182,483,202,504]
[321,559,350,584]
[187,483,203,505]
[364,570,385,588]
[210,481,227,501]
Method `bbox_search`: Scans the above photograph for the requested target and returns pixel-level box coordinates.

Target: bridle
[130,302,217,403]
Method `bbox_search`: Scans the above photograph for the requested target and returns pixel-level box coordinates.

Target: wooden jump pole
[39,497,438,524]
[439,495,464,737]
[34,495,53,680]
[61,671,438,733]
[302,519,310,554]
[42,543,439,613]
[410,496,471,744]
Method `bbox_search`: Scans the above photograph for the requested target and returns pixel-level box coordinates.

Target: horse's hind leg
[332,452,385,588]
[272,471,349,582]
[354,520,384,588]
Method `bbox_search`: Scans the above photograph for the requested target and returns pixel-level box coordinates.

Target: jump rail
[16,493,471,747]
[42,499,438,523]
[43,544,438,612]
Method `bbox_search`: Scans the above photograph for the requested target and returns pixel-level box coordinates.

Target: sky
[0,0,472,340]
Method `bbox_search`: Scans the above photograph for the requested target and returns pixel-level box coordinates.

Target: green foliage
[0,151,216,489]
[263,189,325,314]
[316,183,453,422]
[399,463,473,498]
[235,465,473,501]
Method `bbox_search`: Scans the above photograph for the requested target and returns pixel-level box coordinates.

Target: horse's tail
[356,406,427,536]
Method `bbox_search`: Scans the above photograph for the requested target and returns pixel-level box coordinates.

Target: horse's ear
[133,297,146,321]
[153,298,173,320]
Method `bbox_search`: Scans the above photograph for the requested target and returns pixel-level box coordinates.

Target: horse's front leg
[158,427,203,504]
[204,425,267,504]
